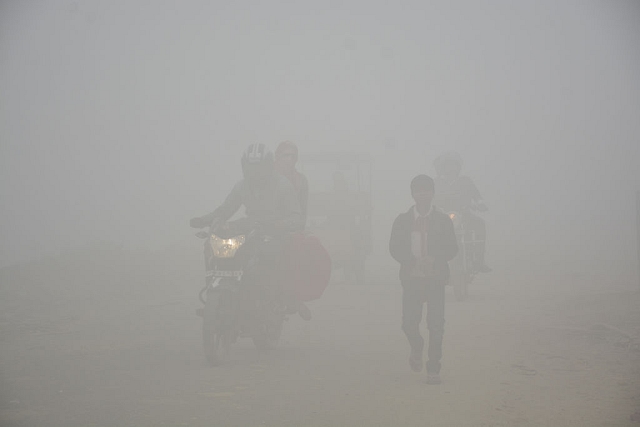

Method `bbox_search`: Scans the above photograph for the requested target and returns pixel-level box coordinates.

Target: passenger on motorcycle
[275,140,309,227]
[433,151,491,273]
[189,143,310,319]
[274,140,312,319]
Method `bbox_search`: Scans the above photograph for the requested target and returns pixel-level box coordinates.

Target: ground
[1,244,639,427]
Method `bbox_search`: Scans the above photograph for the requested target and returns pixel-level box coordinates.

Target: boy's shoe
[425,373,442,385]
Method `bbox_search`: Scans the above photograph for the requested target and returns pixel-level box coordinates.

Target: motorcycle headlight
[210,234,245,258]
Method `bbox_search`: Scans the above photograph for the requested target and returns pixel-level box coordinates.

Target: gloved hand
[189,216,207,229]
[476,202,488,212]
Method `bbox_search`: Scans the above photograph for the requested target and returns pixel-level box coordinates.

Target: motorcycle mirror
[195,231,210,239]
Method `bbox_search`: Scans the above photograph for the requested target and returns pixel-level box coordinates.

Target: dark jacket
[389,206,458,284]
[201,173,304,235]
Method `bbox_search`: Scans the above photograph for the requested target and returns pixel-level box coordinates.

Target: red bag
[280,232,332,302]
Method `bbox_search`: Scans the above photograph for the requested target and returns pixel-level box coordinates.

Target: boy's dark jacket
[389,205,458,283]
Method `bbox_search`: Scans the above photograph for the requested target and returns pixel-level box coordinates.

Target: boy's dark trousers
[401,277,445,374]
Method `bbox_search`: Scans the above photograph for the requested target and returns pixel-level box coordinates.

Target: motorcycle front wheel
[202,289,231,366]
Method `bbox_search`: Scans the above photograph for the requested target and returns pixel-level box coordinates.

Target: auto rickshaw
[298,151,373,285]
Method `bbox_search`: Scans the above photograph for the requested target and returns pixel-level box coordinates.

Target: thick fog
[1,1,640,269]
[3,2,640,426]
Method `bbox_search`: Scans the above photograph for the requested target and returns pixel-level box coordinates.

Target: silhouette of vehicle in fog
[299,151,373,285]
[442,205,485,301]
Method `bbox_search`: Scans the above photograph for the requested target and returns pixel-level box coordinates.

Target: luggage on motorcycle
[280,232,332,302]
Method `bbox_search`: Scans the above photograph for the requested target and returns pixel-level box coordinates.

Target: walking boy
[389,174,458,384]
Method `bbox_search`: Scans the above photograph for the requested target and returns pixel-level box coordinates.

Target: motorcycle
[194,219,287,366]
[445,205,485,301]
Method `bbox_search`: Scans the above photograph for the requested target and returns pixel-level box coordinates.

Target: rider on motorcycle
[433,151,491,273]
[189,143,309,317]
[190,143,304,234]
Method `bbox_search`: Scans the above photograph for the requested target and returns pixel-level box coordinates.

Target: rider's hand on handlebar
[476,202,488,212]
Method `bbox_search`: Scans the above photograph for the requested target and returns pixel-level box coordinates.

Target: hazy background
[1,0,639,271]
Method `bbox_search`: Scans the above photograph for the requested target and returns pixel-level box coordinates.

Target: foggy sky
[1,0,639,268]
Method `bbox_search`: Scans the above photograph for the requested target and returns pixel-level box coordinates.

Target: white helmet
[241,143,274,180]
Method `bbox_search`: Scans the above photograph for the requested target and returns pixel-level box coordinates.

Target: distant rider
[433,151,491,273]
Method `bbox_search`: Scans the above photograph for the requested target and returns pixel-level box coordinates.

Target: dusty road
[1,247,639,426]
